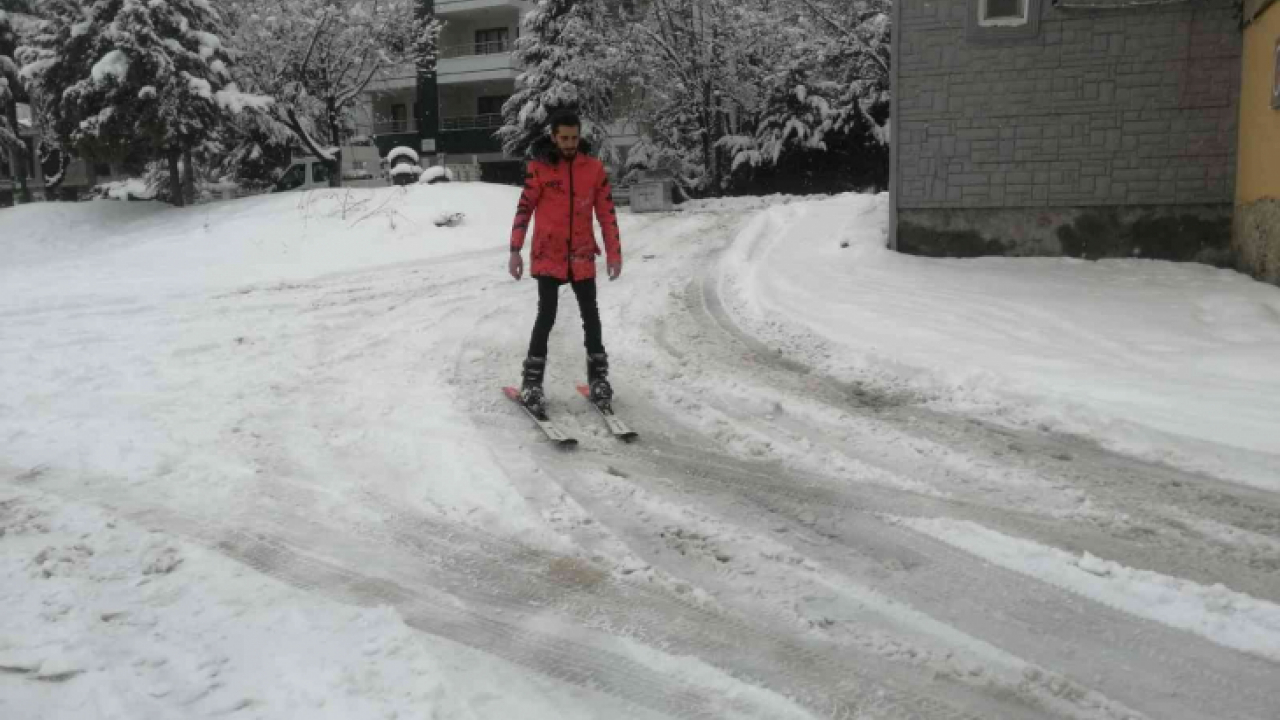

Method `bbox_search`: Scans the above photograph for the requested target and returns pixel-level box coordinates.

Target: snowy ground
[2,186,1278,719]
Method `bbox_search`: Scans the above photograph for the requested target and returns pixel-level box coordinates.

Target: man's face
[553,125,580,159]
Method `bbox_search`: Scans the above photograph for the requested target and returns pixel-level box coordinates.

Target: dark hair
[548,112,581,135]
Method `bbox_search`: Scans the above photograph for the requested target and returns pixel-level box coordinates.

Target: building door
[391,104,408,133]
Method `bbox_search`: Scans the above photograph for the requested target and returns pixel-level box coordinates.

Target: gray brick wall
[896,0,1242,210]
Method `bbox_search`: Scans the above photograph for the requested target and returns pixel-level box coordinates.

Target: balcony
[440,114,504,132]
[440,40,514,59]
[373,119,420,135]
[365,64,417,92]
[435,0,532,15]
[438,49,517,85]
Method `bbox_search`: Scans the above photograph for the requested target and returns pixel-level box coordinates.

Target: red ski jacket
[510,153,622,282]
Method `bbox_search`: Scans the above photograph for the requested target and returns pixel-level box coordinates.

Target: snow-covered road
[2,187,1278,719]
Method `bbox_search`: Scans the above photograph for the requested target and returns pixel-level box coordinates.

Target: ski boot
[520,356,547,415]
[586,352,613,407]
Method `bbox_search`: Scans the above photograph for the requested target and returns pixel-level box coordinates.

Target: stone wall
[894,0,1242,262]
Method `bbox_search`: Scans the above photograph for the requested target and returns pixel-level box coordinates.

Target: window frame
[277,165,306,191]
[966,0,1041,42]
[474,27,510,55]
[477,94,509,117]
[978,0,1029,27]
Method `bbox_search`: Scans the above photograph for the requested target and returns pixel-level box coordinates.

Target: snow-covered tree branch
[0,8,30,203]
[497,0,626,162]
[18,0,269,206]
[225,0,440,187]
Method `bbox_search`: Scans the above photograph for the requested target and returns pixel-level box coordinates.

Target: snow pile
[0,183,520,297]
[390,164,422,178]
[432,210,464,227]
[681,193,827,213]
[716,193,1280,489]
[92,178,155,201]
[892,516,1280,663]
[419,165,454,184]
[386,146,420,166]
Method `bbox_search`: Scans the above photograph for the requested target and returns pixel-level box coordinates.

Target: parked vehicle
[272,145,387,193]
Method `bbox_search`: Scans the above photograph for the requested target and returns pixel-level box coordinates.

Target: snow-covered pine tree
[620,0,890,195]
[19,0,265,206]
[715,7,842,176]
[226,0,433,187]
[0,8,30,202]
[413,3,443,79]
[793,0,891,140]
[497,0,619,161]
[617,0,757,194]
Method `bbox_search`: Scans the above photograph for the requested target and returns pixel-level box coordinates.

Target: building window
[475,28,510,55]
[967,0,1040,41]
[477,95,509,117]
[390,103,408,133]
[979,0,1027,26]
[276,165,306,192]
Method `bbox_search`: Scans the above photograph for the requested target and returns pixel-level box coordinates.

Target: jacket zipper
[567,156,575,281]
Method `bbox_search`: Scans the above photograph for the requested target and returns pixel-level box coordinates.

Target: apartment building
[359,0,532,184]
[358,0,641,185]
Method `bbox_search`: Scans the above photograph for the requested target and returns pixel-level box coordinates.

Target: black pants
[528,277,604,359]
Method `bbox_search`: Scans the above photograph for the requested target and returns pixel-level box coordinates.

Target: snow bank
[717,193,1280,489]
[0,184,517,294]
[92,178,155,201]
[0,184,556,540]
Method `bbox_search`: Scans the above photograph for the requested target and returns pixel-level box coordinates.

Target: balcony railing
[440,39,514,59]
[373,119,419,135]
[440,114,504,131]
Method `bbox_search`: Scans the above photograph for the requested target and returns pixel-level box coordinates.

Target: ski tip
[558,438,580,448]
[502,386,521,402]
[576,384,591,398]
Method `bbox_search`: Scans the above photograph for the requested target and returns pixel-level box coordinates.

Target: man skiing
[508,112,623,414]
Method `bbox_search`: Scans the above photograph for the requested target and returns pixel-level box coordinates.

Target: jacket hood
[529,135,595,164]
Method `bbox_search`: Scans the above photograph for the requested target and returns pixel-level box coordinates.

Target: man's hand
[607,258,622,281]
[509,251,523,281]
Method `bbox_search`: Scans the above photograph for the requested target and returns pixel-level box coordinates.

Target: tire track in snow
[587,214,1280,719]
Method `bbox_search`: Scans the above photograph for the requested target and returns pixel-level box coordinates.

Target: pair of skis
[502,385,638,446]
